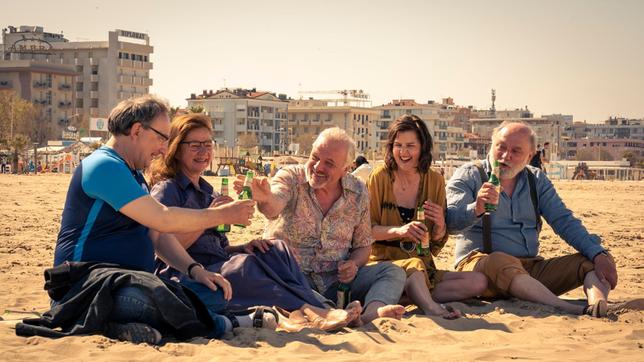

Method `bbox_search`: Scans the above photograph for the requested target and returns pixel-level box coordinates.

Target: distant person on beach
[351,155,372,184]
[147,113,361,331]
[446,121,617,317]
[46,95,275,344]
[529,144,543,169]
[367,114,487,319]
[541,142,550,175]
[234,127,407,325]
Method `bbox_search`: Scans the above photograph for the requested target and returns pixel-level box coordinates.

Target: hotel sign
[7,37,53,54]
[118,30,146,40]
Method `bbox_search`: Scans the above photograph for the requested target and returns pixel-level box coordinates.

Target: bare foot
[424,304,462,320]
[376,304,405,320]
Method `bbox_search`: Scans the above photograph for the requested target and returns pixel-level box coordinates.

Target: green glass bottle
[484,160,501,212]
[235,171,253,228]
[216,178,230,233]
[415,206,429,256]
[336,282,351,309]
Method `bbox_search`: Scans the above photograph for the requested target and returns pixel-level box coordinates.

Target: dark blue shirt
[151,172,230,278]
[54,146,153,271]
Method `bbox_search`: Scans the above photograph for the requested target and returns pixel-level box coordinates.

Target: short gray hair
[108,94,170,136]
[491,121,537,153]
[313,127,356,166]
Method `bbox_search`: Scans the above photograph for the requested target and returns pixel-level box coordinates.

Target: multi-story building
[288,98,380,156]
[469,117,562,159]
[1,25,153,141]
[564,138,644,164]
[187,88,288,154]
[0,60,76,143]
[375,99,469,159]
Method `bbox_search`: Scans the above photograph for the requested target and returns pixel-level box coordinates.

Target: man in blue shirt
[54,95,268,343]
[446,122,617,317]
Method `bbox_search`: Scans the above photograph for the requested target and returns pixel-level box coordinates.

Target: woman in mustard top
[368,114,487,318]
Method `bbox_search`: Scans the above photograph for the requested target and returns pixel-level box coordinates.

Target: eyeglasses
[144,125,170,142]
[180,140,214,152]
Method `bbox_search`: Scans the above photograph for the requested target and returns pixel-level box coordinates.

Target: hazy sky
[4,0,643,122]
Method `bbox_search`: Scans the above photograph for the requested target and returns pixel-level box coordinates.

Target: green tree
[0,91,39,172]
[0,90,38,144]
[188,105,204,114]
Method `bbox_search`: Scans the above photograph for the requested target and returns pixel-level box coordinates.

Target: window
[76,65,83,73]
[91,82,98,91]
[91,65,98,75]
[76,82,83,91]
[91,98,99,108]
[76,98,84,108]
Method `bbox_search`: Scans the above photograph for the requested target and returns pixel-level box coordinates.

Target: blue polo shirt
[54,146,154,272]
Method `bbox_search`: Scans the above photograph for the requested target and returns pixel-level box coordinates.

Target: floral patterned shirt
[263,165,373,293]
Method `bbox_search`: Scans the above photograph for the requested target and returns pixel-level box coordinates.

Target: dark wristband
[187,262,204,279]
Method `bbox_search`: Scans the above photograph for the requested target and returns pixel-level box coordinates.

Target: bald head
[491,122,537,153]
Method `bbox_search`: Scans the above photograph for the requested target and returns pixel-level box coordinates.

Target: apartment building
[187,88,288,154]
[565,138,644,163]
[374,99,469,159]
[0,60,76,143]
[287,98,380,156]
[1,25,153,140]
[470,117,562,159]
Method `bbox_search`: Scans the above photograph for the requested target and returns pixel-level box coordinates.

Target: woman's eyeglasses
[180,141,214,152]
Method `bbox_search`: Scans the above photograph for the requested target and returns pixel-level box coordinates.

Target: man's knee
[467,272,489,296]
[361,262,406,287]
[478,252,527,295]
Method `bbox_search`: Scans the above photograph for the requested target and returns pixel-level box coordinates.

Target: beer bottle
[215,178,230,233]
[235,171,253,228]
[484,160,501,212]
[415,206,430,256]
[336,282,351,309]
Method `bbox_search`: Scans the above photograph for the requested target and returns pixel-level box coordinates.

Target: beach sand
[0,174,642,361]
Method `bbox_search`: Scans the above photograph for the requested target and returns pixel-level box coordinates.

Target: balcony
[90,91,99,98]
[119,59,134,68]
[90,74,99,82]
[133,60,153,70]
[0,80,11,89]
[213,123,224,131]
[33,81,51,88]
[58,101,72,109]
[119,75,132,84]
[58,83,72,91]
[142,78,153,86]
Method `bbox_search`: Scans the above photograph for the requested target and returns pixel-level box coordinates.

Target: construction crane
[298,89,372,108]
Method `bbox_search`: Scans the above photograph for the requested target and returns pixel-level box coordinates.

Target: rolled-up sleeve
[446,165,481,233]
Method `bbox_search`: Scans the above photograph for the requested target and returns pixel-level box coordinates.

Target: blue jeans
[179,278,228,338]
[321,262,406,307]
[108,281,228,339]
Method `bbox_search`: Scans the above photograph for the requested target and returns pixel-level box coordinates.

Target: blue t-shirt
[54,146,154,271]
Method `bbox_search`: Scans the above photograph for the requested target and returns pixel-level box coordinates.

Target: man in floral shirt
[237,127,406,324]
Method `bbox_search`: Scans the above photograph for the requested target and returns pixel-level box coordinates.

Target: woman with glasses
[367,114,487,318]
[147,113,361,331]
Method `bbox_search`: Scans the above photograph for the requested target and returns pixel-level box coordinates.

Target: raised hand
[233,174,272,202]
[213,199,256,226]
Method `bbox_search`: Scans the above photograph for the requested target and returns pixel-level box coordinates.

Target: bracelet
[187,262,204,279]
